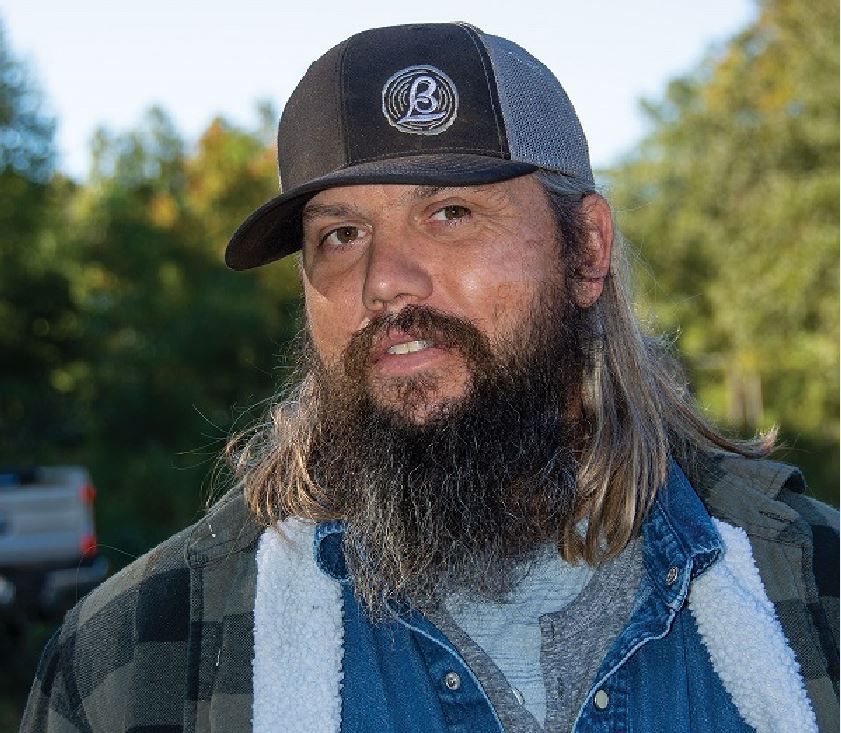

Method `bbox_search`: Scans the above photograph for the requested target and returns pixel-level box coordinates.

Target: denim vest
[314,464,755,733]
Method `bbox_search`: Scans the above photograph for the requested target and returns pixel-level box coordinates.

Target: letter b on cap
[382,65,459,135]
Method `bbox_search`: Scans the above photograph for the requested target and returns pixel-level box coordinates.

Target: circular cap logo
[382,65,459,135]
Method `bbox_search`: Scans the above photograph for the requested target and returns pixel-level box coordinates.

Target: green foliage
[61,108,301,551]
[0,22,302,557]
[608,0,839,503]
[0,23,82,462]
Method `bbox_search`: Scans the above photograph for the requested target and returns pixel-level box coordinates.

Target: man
[22,22,838,733]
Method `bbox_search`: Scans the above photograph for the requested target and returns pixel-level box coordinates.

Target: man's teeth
[386,339,433,355]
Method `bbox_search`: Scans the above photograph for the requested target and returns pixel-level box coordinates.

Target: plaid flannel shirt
[20,455,839,733]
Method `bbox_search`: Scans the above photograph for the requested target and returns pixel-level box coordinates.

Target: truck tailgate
[0,477,95,567]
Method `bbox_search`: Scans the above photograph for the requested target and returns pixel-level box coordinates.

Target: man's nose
[361,228,434,312]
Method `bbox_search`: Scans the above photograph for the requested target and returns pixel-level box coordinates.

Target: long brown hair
[537,171,774,562]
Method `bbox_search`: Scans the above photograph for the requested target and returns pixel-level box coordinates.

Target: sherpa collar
[690,519,817,733]
[253,518,344,733]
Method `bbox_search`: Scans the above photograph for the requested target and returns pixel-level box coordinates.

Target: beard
[303,277,593,617]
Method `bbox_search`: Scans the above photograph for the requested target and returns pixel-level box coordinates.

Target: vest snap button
[444,671,461,691]
[665,566,679,586]
[593,689,610,710]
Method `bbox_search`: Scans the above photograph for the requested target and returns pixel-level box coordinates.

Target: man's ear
[572,194,613,308]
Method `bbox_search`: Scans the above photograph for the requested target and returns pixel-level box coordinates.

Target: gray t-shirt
[428,538,643,732]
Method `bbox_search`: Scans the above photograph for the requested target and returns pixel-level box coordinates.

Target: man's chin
[367,367,471,425]
[366,371,473,426]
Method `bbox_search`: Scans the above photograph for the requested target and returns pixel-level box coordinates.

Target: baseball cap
[225,22,593,270]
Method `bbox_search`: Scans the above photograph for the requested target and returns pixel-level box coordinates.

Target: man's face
[295,173,614,611]
[301,174,563,421]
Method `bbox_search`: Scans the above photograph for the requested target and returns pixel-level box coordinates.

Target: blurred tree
[65,108,300,555]
[609,0,839,501]
[0,21,84,461]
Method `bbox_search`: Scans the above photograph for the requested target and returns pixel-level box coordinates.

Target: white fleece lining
[689,519,818,733]
[253,519,344,733]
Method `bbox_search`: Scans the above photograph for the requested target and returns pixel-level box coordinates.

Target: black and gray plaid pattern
[21,456,839,732]
[21,492,260,733]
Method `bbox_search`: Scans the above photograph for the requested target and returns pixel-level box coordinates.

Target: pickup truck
[0,466,108,624]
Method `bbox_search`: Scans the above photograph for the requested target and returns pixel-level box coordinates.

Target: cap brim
[225,154,537,270]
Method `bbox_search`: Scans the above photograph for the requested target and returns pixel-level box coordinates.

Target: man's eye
[322,225,362,247]
[432,205,471,222]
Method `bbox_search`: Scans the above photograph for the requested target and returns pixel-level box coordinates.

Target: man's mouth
[370,329,441,362]
[386,339,434,355]
[365,330,452,377]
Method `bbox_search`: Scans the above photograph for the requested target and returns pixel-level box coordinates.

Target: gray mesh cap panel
[479,33,594,185]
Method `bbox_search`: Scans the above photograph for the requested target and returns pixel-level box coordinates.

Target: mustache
[342,304,494,374]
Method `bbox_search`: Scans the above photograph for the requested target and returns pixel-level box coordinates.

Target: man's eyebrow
[407,183,492,201]
[409,185,446,200]
[301,203,362,223]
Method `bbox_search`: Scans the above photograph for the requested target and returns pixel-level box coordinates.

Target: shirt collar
[312,460,724,599]
[641,459,724,610]
[314,520,350,582]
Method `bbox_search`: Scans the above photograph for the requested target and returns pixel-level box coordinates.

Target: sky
[2,0,757,180]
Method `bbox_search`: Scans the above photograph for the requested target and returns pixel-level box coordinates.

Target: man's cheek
[308,319,352,371]
[304,284,359,355]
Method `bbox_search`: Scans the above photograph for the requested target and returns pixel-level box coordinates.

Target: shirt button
[444,671,461,691]
[593,689,610,710]
[512,687,525,705]
[666,567,680,586]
